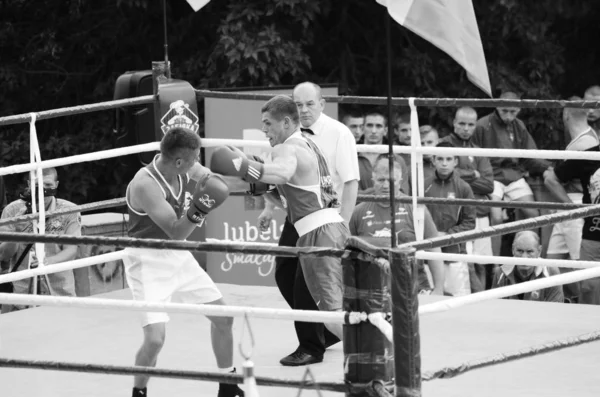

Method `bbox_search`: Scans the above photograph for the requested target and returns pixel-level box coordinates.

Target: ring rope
[419,265,600,316]
[194,90,600,109]
[422,328,600,381]
[1,139,599,178]
[401,204,600,251]
[201,139,600,161]
[0,203,593,257]
[0,96,154,127]
[0,198,127,227]
[0,293,367,325]
[345,195,587,210]
[0,231,351,258]
[0,251,126,285]
[416,251,600,269]
[0,142,160,177]
[0,193,584,229]
[1,261,597,321]
[0,358,348,393]
[1,93,597,129]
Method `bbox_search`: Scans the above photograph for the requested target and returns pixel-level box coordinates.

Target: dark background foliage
[1,0,599,205]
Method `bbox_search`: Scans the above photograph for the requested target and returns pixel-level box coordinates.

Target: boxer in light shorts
[123,248,222,325]
[211,94,348,342]
[125,127,244,397]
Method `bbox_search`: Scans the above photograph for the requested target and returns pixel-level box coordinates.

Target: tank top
[127,155,186,239]
[276,131,340,224]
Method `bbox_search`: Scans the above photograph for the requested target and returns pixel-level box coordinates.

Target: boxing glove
[246,155,276,196]
[210,146,264,183]
[186,173,230,224]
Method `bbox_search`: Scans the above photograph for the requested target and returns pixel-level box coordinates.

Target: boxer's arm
[264,191,283,209]
[544,168,572,203]
[131,178,198,240]
[256,144,298,185]
[190,162,251,193]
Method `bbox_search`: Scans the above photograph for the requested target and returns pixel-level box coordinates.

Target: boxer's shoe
[217,383,244,397]
[279,350,323,366]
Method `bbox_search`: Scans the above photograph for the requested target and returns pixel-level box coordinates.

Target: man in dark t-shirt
[349,156,445,294]
[544,143,600,304]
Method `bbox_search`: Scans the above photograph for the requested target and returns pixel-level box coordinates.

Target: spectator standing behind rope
[544,100,600,305]
[584,85,600,136]
[424,142,476,296]
[341,110,365,144]
[357,110,409,195]
[491,231,563,303]
[419,125,440,182]
[349,156,445,295]
[472,91,551,249]
[440,107,495,292]
[0,168,81,313]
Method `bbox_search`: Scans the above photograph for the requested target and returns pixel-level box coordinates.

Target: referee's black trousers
[275,217,340,357]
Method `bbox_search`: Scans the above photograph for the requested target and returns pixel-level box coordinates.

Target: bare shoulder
[272,141,299,159]
[128,169,163,211]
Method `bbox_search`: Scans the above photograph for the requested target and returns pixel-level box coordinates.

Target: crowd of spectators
[341,86,600,304]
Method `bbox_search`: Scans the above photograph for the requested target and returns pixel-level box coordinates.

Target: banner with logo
[204,86,338,286]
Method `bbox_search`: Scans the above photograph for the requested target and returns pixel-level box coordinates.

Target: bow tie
[301,128,314,135]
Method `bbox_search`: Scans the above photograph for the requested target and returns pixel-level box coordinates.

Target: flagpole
[385,12,397,248]
[162,0,171,78]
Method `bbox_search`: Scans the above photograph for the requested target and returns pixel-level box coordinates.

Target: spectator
[393,112,412,146]
[349,156,445,295]
[491,231,563,303]
[259,81,359,366]
[440,107,495,292]
[419,125,439,181]
[544,100,600,304]
[546,99,598,302]
[472,91,550,241]
[0,168,81,313]
[341,111,365,144]
[358,110,409,194]
[424,142,476,295]
[583,85,600,135]
[392,112,413,177]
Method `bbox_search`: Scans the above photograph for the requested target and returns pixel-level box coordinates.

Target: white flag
[186,0,211,12]
[377,0,491,96]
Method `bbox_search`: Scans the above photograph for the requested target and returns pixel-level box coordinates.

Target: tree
[1,0,599,203]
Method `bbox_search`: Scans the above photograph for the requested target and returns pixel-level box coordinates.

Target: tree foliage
[1,0,599,204]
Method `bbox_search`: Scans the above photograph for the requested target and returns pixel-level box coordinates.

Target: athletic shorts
[466,216,493,257]
[123,248,222,326]
[297,222,349,312]
[547,193,584,259]
[492,178,533,201]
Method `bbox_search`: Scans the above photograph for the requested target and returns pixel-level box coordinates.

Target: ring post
[343,237,394,396]
[388,247,421,397]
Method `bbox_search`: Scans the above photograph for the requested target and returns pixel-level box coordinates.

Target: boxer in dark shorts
[211,94,348,340]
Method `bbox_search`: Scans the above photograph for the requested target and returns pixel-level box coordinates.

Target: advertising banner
[204,86,338,286]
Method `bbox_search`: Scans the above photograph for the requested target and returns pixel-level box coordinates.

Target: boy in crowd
[424,142,476,295]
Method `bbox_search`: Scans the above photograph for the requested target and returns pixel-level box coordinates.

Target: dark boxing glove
[186,173,230,224]
[246,155,275,196]
[210,146,264,183]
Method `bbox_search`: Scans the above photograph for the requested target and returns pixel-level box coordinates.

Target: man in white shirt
[259,82,359,366]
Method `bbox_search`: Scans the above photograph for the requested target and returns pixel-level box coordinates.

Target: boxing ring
[2,76,600,397]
